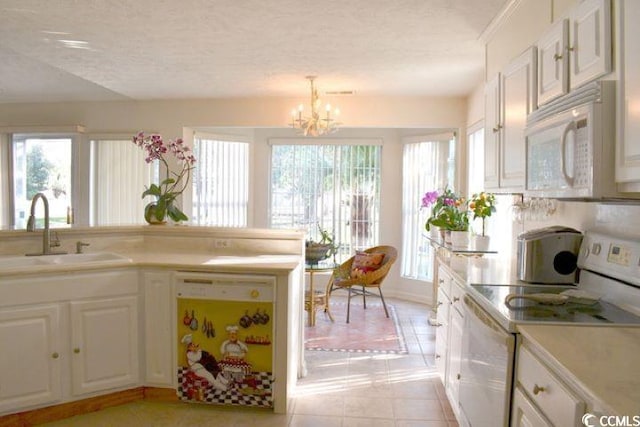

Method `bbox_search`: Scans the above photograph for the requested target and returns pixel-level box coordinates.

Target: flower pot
[473,235,491,251]
[449,230,469,248]
[429,226,441,240]
[305,243,332,264]
[144,202,167,225]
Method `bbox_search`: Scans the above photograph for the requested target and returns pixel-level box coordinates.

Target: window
[401,134,456,281]
[11,135,73,229]
[90,138,155,225]
[192,135,249,227]
[270,142,381,260]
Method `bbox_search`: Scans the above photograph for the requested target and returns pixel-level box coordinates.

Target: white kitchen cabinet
[434,263,465,421]
[434,287,449,382]
[513,344,585,427]
[0,269,140,416]
[537,19,569,106]
[569,0,611,90]
[484,75,501,189]
[142,270,174,386]
[0,304,62,413]
[615,0,640,190]
[536,0,611,106]
[70,296,139,396]
[511,386,551,427]
[485,47,537,192]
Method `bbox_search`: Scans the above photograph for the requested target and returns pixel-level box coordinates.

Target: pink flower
[421,191,439,207]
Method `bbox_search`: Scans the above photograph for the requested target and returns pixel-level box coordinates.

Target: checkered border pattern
[177,367,273,408]
[306,303,409,354]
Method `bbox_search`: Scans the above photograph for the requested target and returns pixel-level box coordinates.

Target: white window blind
[91,139,154,225]
[270,143,381,261]
[192,136,248,227]
[401,136,456,280]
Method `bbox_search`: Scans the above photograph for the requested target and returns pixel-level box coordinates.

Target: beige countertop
[0,252,302,278]
[517,324,640,416]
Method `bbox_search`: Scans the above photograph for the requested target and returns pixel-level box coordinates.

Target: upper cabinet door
[569,0,611,90]
[484,75,501,190]
[537,19,569,106]
[500,47,537,190]
[615,0,640,190]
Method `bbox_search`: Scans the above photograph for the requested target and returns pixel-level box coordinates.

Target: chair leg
[346,286,352,323]
[378,286,390,318]
[362,285,366,308]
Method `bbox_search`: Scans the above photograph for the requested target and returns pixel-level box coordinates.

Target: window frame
[6,130,83,228]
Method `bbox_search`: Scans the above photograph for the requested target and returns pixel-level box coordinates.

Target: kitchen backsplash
[484,196,640,265]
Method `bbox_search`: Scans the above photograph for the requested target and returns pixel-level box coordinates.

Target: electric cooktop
[468,284,640,331]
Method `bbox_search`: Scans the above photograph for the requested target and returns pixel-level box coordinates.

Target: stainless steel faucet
[26,192,67,256]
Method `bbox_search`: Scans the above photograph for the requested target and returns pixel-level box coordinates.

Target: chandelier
[290,76,341,137]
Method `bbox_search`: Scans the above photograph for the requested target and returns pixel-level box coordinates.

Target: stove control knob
[592,243,601,255]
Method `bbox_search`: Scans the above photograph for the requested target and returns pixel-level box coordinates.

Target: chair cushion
[350,251,385,278]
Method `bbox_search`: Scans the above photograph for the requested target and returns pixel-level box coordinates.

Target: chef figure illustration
[181,334,229,391]
[220,325,249,360]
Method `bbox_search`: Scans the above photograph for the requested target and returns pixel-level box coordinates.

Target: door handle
[560,120,577,187]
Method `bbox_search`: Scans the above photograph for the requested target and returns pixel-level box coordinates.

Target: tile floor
[41,297,458,427]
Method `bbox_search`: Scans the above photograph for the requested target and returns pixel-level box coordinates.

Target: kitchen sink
[0,252,131,269]
[0,256,51,268]
[43,252,132,265]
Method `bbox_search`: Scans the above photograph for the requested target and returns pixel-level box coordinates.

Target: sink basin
[0,256,51,268]
[0,252,131,270]
[44,252,132,265]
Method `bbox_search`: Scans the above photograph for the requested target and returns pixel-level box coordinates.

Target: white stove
[466,231,640,332]
[457,231,640,427]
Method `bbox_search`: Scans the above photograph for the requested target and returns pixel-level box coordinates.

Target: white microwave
[525,81,617,199]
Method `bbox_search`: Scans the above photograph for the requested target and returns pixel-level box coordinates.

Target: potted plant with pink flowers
[132,132,196,224]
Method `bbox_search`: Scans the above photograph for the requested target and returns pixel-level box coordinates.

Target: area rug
[305,301,408,354]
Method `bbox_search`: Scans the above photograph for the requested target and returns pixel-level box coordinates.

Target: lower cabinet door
[512,386,551,427]
[70,296,139,395]
[0,304,62,414]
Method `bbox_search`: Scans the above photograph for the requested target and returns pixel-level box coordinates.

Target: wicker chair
[328,245,398,323]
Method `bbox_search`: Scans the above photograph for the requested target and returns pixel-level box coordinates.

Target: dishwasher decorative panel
[175,273,275,408]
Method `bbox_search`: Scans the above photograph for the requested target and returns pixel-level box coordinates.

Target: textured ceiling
[0,0,507,103]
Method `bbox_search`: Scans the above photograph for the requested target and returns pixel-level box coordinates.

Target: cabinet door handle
[492,124,502,133]
[74,348,81,354]
[51,352,59,359]
[533,384,546,395]
[568,46,575,52]
[439,279,444,284]
[453,297,460,303]
[456,373,461,380]
[437,301,443,307]
[435,354,441,359]
[553,53,563,61]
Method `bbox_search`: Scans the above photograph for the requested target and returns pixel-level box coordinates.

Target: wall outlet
[213,239,230,249]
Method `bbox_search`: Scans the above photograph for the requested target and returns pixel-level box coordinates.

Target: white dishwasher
[174,271,276,409]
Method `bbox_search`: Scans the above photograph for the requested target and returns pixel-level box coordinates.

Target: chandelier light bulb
[288,76,341,137]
